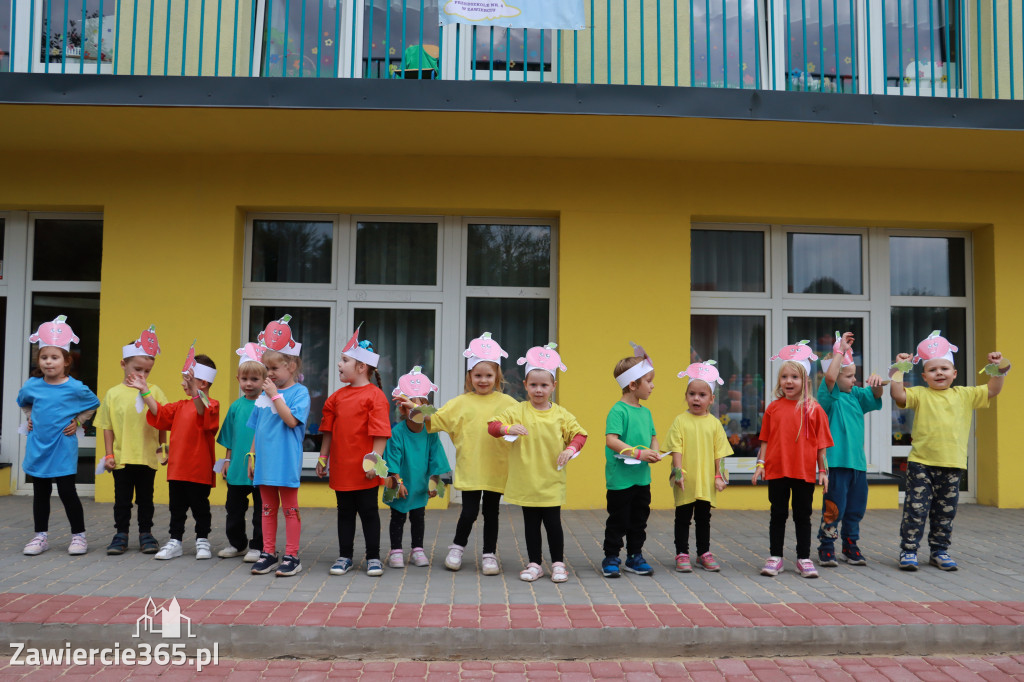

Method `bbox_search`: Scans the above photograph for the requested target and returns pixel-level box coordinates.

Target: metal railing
[0,0,1019,100]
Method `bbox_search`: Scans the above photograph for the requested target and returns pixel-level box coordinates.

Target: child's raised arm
[890,353,912,408]
[985,351,1011,399]
[823,332,854,393]
[126,374,160,415]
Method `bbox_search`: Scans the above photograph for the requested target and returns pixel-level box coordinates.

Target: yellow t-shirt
[93,383,168,470]
[428,391,518,493]
[663,412,733,507]
[905,385,989,469]
[492,401,588,507]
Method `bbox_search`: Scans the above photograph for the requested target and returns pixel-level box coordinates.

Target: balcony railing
[1,1,1020,100]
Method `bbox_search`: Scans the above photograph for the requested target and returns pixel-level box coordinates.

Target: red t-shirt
[320,384,392,492]
[758,398,833,483]
[147,399,220,486]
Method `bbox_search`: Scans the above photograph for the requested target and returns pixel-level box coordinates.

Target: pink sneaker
[410,548,429,567]
[23,534,48,556]
[68,534,88,556]
[387,549,405,568]
[761,556,784,576]
[697,552,720,572]
[796,558,818,578]
[674,553,692,572]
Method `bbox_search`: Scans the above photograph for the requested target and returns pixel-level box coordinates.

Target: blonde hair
[772,360,818,441]
[464,361,505,394]
[238,360,268,380]
[613,356,648,395]
[262,350,302,377]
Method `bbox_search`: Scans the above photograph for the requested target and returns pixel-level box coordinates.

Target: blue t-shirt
[246,384,310,488]
[816,381,882,471]
[217,396,258,487]
[383,421,451,514]
[17,377,100,479]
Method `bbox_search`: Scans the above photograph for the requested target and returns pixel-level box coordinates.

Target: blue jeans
[817,467,868,549]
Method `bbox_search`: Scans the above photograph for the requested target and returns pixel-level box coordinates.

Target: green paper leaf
[980,363,1001,376]
[374,458,390,478]
[382,485,398,504]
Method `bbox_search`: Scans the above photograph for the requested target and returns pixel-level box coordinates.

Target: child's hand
[62,419,77,436]
[247,456,254,480]
[428,476,440,498]
[556,448,575,468]
[315,457,328,478]
[865,373,886,387]
[125,374,148,392]
[262,378,278,398]
[221,464,229,481]
[715,477,728,492]
[894,352,912,364]
[639,449,661,463]
[670,469,685,489]
[988,351,1005,366]
[507,424,528,437]
[26,417,33,432]
[398,482,409,499]
[751,467,764,485]
[104,456,116,472]
[817,469,829,493]
[838,331,855,353]
[159,450,169,466]
[365,468,377,480]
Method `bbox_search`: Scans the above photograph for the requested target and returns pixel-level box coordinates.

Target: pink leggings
[259,485,300,557]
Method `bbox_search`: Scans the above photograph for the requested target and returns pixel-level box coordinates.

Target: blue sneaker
[930,550,958,571]
[366,558,384,577]
[898,551,919,571]
[329,557,353,576]
[624,553,653,576]
[601,556,621,578]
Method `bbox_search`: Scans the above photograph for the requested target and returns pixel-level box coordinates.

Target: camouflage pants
[899,461,962,553]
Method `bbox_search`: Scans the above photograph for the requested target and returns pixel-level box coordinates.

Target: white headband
[192,363,217,383]
[616,359,654,389]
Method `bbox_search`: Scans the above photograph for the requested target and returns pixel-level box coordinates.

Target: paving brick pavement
[0,497,1022,660]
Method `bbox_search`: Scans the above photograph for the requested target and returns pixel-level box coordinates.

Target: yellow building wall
[1,111,1022,509]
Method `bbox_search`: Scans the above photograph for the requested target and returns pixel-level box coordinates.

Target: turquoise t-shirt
[217,396,258,486]
[383,421,451,514]
[816,381,882,470]
[246,384,311,488]
[604,401,656,490]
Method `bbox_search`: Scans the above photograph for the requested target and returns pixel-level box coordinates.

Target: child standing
[138,350,220,561]
[425,332,517,575]
[601,343,660,579]
[752,342,832,578]
[247,316,310,577]
[816,332,884,568]
[665,360,733,573]
[215,343,268,562]
[19,316,101,556]
[385,366,451,568]
[890,331,1007,571]
[489,343,587,583]
[318,326,393,577]
[94,326,168,555]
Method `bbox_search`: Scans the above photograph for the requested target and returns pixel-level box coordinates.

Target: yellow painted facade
[0,105,1022,509]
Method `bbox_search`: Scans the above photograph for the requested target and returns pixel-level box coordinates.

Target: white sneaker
[481,553,500,575]
[243,548,262,563]
[154,539,183,560]
[410,547,429,567]
[195,538,212,560]
[387,549,405,568]
[217,546,246,558]
[23,534,48,556]
[444,544,464,571]
[68,534,88,555]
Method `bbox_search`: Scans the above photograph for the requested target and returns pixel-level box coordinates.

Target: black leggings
[521,506,563,564]
[453,489,501,554]
[675,500,712,555]
[389,507,425,549]
[336,488,381,560]
[768,477,815,559]
[33,474,85,534]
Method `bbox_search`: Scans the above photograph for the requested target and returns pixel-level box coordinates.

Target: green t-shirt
[216,396,258,486]
[604,401,656,490]
[816,381,882,471]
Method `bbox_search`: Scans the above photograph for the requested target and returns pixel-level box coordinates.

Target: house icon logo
[133,597,196,639]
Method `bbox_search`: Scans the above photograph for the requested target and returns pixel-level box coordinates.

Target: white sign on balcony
[438,0,585,30]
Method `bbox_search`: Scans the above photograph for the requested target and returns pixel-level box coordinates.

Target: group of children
[17,314,1009,583]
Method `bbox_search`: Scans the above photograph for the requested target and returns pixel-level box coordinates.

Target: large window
[691,224,973,494]
[243,214,557,466]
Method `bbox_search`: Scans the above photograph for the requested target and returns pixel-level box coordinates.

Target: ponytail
[372,368,382,391]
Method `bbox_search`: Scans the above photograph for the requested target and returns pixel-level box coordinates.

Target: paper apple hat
[123,325,161,359]
[770,339,818,374]
[616,341,654,389]
[342,323,380,367]
[182,339,217,383]
[392,366,439,399]
[912,330,958,366]
[819,331,855,373]
[29,315,80,351]
[257,314,301,356]
[236,341,267,366]
[517,342,567,379]
[464,332,509,370]
[678,359,724,392]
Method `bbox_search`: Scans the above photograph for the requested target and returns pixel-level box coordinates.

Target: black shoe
[818,546,838,567]
[275,555,302,577]
[841,541,867,566]
[251,552,279,574]
[139,533,160,554]
[106,533,129,555]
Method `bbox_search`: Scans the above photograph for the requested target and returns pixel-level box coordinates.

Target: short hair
[194,354,216,370]
[613,355,648,395]
[464,361,506,393]
[238,360,268,380]
[262,349,302,376]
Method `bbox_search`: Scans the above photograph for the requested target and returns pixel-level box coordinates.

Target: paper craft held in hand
[182,339,197,376]
[17,421,29,435]
[362,453,390,478]
[503,434,519,442]
[429,478,446,499]
[556,450,580,471]
[213,458,229,473]
[382,485,399,505]
[95,459,109,475]
[409,405,438,424]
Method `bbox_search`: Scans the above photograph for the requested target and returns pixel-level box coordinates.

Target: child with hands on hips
[752,342,833,579]
[385,367,451,568]
[94,326,168,556]
[890,331,1008,572]
[815,332,884,568]
[414,332,517,576]
[317,326,394,578]
[664,360,733,574]
[246,316,311,578]
[137,347,220,562]
[214,343,268,563]
[489,343,587,584]
[19,316,101,556]
[600,343,662,579]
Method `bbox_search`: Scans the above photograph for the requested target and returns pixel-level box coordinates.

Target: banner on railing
[438,1,586,30]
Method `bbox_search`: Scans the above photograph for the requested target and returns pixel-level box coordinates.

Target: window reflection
[785,0,856,92]
[466,298,549,402]
[362,0,440,78]
[33,220,103,282]
[692,0,758,88]
[472,26,550,76]
[39,1,114,66]
[690,314,765,458]
[882,0,961,93]
[467,224,551,288]
[355,222,438,286]
[787,233,862,294]
[691,229,765,293]
[251,221,333,284]
[889,237,965,296]
[786,317,864,391]
[261,0,341,77]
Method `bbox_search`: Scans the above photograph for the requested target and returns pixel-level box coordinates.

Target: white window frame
[10,1,116,74]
